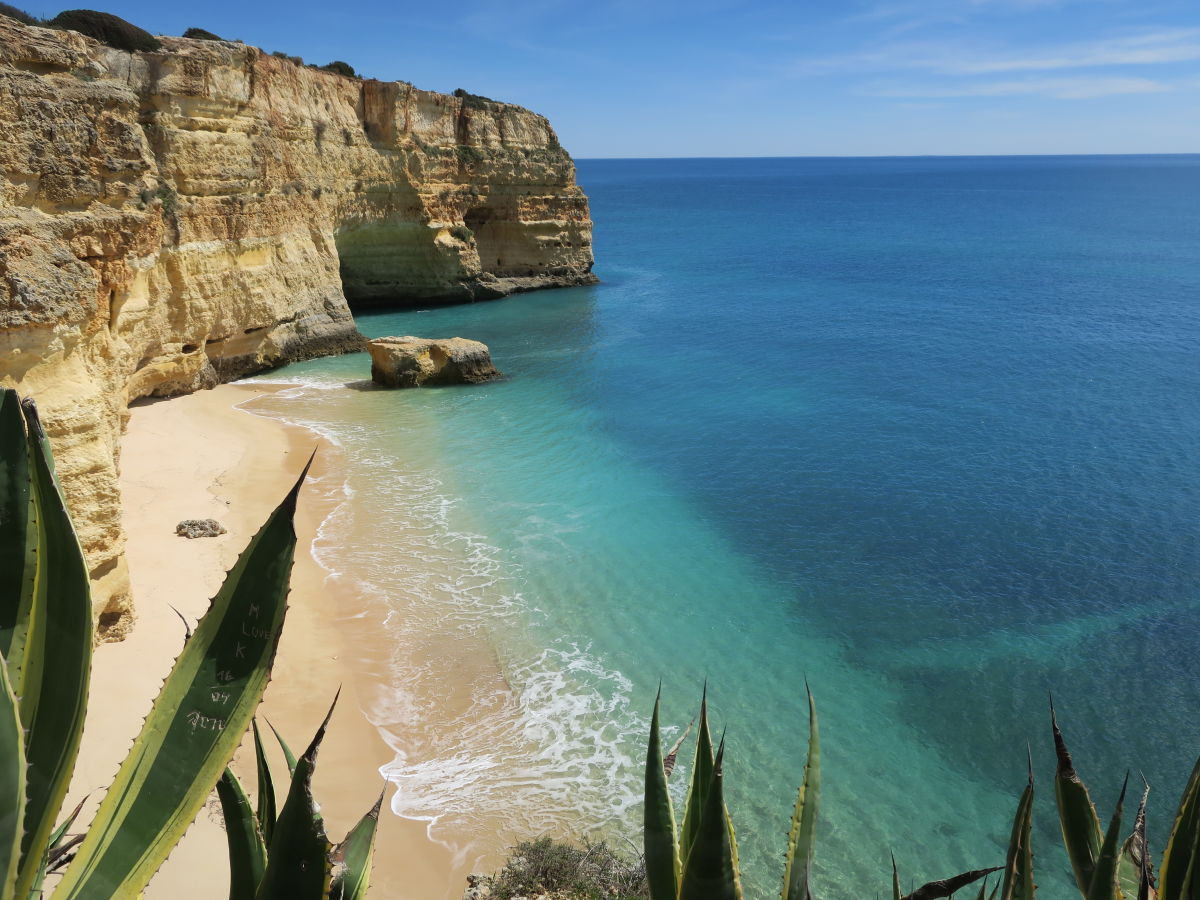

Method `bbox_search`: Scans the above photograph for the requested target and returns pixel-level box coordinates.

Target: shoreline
[62,383,467,899]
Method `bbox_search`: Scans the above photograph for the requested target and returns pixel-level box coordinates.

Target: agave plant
[0,386,381,899]
[998,757,1035,900]
[0,391,92,899]
[213,703,383,899]
[643,686,1000,900]
[1052,705,1200,900]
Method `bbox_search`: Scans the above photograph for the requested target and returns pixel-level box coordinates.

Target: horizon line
[573,151,1200,161]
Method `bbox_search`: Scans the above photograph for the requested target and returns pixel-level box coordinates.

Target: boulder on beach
[367,336,501,388]
[175,519,226,539]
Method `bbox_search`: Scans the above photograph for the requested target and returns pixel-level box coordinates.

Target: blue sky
[29,0,1200,157]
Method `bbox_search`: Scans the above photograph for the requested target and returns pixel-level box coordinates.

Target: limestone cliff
[0,17,596,638]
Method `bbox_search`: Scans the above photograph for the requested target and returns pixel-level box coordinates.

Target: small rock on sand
[175,518,227,539]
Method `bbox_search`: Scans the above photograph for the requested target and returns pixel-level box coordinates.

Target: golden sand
[60,384,466,899]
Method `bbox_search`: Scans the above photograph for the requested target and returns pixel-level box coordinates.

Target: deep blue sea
[250,155,1200,898]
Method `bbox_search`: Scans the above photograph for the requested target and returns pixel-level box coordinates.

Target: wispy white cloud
[841,1,965,27]
[847,0,1120,23]
[841,0,1120,35]
[865,75,1172,98]
[953,29,1200,72]
[794,28,1200,77]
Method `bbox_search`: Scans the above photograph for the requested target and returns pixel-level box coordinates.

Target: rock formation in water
[368,336,500,387]
[0,16,595,638]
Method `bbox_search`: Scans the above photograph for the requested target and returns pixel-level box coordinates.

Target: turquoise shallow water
[251,155,1200,897]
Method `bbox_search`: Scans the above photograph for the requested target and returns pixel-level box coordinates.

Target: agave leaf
[47,795,88,855]
[1180,855,1200,900]
[894,855,904,900]
[722,739,743,896]
[267,719,299,777]
[644,689,680,900]
[28,795,90,897]
[1139,863,1154,900]
[782,688,820,900]
[1136,795,1156,900]
[1159,755,1200,900]
[46,834,84,874]
[55,456,313,899]
[1085,777,1128,900]
[0,651,25,897]
[664,718,695,780]
[725,759,742,895]
[16,400,93,900]
[217,768,268,900]
[1137,830,1155,900]
[255,694,339,899]
[680,685,716,864]
[170,605,194,642]
[1117,780,1154,900]
[679,740,742,900]
[253,720,278,846]
[976,878,992,900]
[0,389,33,667]
[904,866,1004,900]
[1143,866,1157,897]
[1001,760,1036,900]
[329,787,385,900]
[1054,705,1104,897]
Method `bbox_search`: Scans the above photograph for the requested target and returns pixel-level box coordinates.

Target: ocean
[248,155,1200,898]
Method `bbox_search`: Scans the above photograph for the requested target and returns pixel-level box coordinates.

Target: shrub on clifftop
[182,26,223,41]
[478,838,647,900]
[0,2,40,25]
[49,9,162,51]
[269,49,304,65]
[454,87,502,106]
[320,59,356,77]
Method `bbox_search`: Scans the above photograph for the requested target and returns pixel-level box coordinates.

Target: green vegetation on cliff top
[0,5,512,96]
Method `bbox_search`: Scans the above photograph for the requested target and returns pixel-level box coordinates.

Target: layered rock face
[0,18,595,638]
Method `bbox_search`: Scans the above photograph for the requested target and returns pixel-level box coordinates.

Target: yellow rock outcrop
[0,17,595,639]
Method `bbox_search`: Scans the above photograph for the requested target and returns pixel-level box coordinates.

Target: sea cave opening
[334,217,452,305]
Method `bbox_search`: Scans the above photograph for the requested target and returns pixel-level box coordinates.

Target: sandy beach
[59,383,469,900]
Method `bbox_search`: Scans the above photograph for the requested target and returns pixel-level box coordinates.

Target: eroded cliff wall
[0,17,595,638]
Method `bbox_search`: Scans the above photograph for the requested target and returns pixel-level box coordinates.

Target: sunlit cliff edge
[0,16,596,640]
